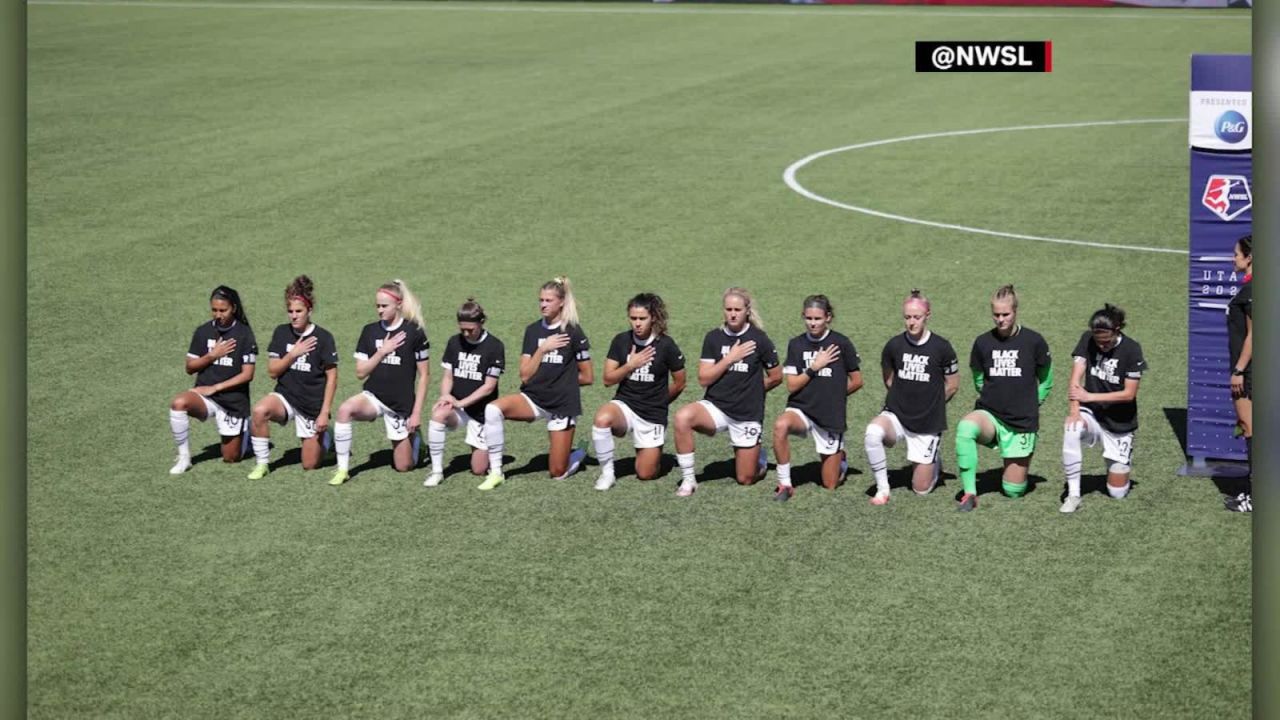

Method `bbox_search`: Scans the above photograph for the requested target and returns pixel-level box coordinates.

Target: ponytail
[210,285,250,327]
[724,287,763,330]
[381,279,426,333]
[543,276,581,329]
[992,284,1018,309]
[457,297,486,324]
[1088,303,1126,333]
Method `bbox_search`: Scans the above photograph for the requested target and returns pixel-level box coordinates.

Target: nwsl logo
[1214,110,1248,144]
[1201,175,1252,222]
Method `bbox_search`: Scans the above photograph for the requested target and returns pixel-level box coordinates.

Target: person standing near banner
[1224,235,1253,512]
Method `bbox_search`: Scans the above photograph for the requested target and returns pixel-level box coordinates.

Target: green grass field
[28,1,1252,717]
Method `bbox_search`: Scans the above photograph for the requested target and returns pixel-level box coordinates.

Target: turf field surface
[28,2,1252,717]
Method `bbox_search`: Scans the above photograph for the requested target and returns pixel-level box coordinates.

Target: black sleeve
[521,324,539,357]
[941,339,959,375]
[187,327,206,357]
[267,325,288,359]
[321,330,339,368]
[413,328,429,363]
[842,336,860,373]
[969,339,983,373]
[355,325,376,359]
[880,340,894,375]
[241,328,258,365]
[783,338,803,375]
[607,333,629,365]
[700,331,717,362]
[665,338,686,372]
[1071,331,1090,360]
[573,327,591,362]
[758,334,780,369]
[486,339,506,378]
[1036,334,1051,370]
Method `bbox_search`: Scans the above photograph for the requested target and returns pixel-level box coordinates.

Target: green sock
[956,420,980,495]
[1002,479,1027,498]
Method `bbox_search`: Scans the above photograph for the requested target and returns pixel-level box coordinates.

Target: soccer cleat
[168,456,192,475]
[422,472,444,488]
[956,493,978,512]
[560,447,588,479]
[870,490,890,506]
[1224,492,1252,513]
[328,469,349,486]
[247,463,269,481]
[676,479,697,497]
[772,484,793,502]
[838,457,848,482]
[594,473,616,491]
[477,471,504,491]
[1059,496,1083,514]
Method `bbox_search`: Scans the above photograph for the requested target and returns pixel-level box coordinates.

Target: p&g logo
[1214,110,1248,144]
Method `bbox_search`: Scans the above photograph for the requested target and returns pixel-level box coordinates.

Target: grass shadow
[949,468,1047,500]
[1162,407,1189,456]
[860,464,951,497]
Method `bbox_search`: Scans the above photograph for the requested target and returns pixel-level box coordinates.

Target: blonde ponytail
[724,286,764,331]
[543,276,581,329]
[381,279,426,333]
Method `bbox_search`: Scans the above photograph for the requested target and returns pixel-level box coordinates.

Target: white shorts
[784,408,844,456]
[878,411,941,465]
[271,392,320,439]
[362,391,412,442]
[611,400,666,450]
[521,393,577,432]
[445,407,486,450]
[698,400,762,448]
[1078,408,1135,466]
[198,395,245,437]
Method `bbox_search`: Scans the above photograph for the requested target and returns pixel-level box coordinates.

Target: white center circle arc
[783,118,1188,255]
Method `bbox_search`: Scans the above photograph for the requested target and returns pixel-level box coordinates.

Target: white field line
[27,0,1251,21]
[783,118,1191,255]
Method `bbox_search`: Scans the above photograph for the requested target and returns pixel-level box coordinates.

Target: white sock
[334,421,353,471]
[592,426,615,477]
[864,424,889,495]
[484,404,505,473]
[777,462,792,488]
[251,436,270,465]
[677,452,696,483]
[169,410,191,458]
[1107,481,1131,499]
[427,420,447,474]
[1062,426,1083,497]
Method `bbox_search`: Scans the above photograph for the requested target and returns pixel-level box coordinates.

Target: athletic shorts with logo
[611,399,666,449]
[362,390,413,441]
[698,400,762,448]
[1076,407,1135,466]
[521,392,577,432]
[877,411,941,465]
[976,409,1037,458]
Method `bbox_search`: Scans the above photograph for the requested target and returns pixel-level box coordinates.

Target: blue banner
[1187,54,1251,463]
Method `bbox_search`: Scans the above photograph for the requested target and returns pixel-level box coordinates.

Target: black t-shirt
[782,330,860,433]
[608,331,686,426]
[441,331,506,418]
[521,321,591,418]
[700,324,780,423]
[1227,281,1252,373]
[881,331,958,435]
[355,319,430,416]
[969,327,1051,433]
[268,323,339,420]
[1072,331,1146,434]
[187,320,258,418]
